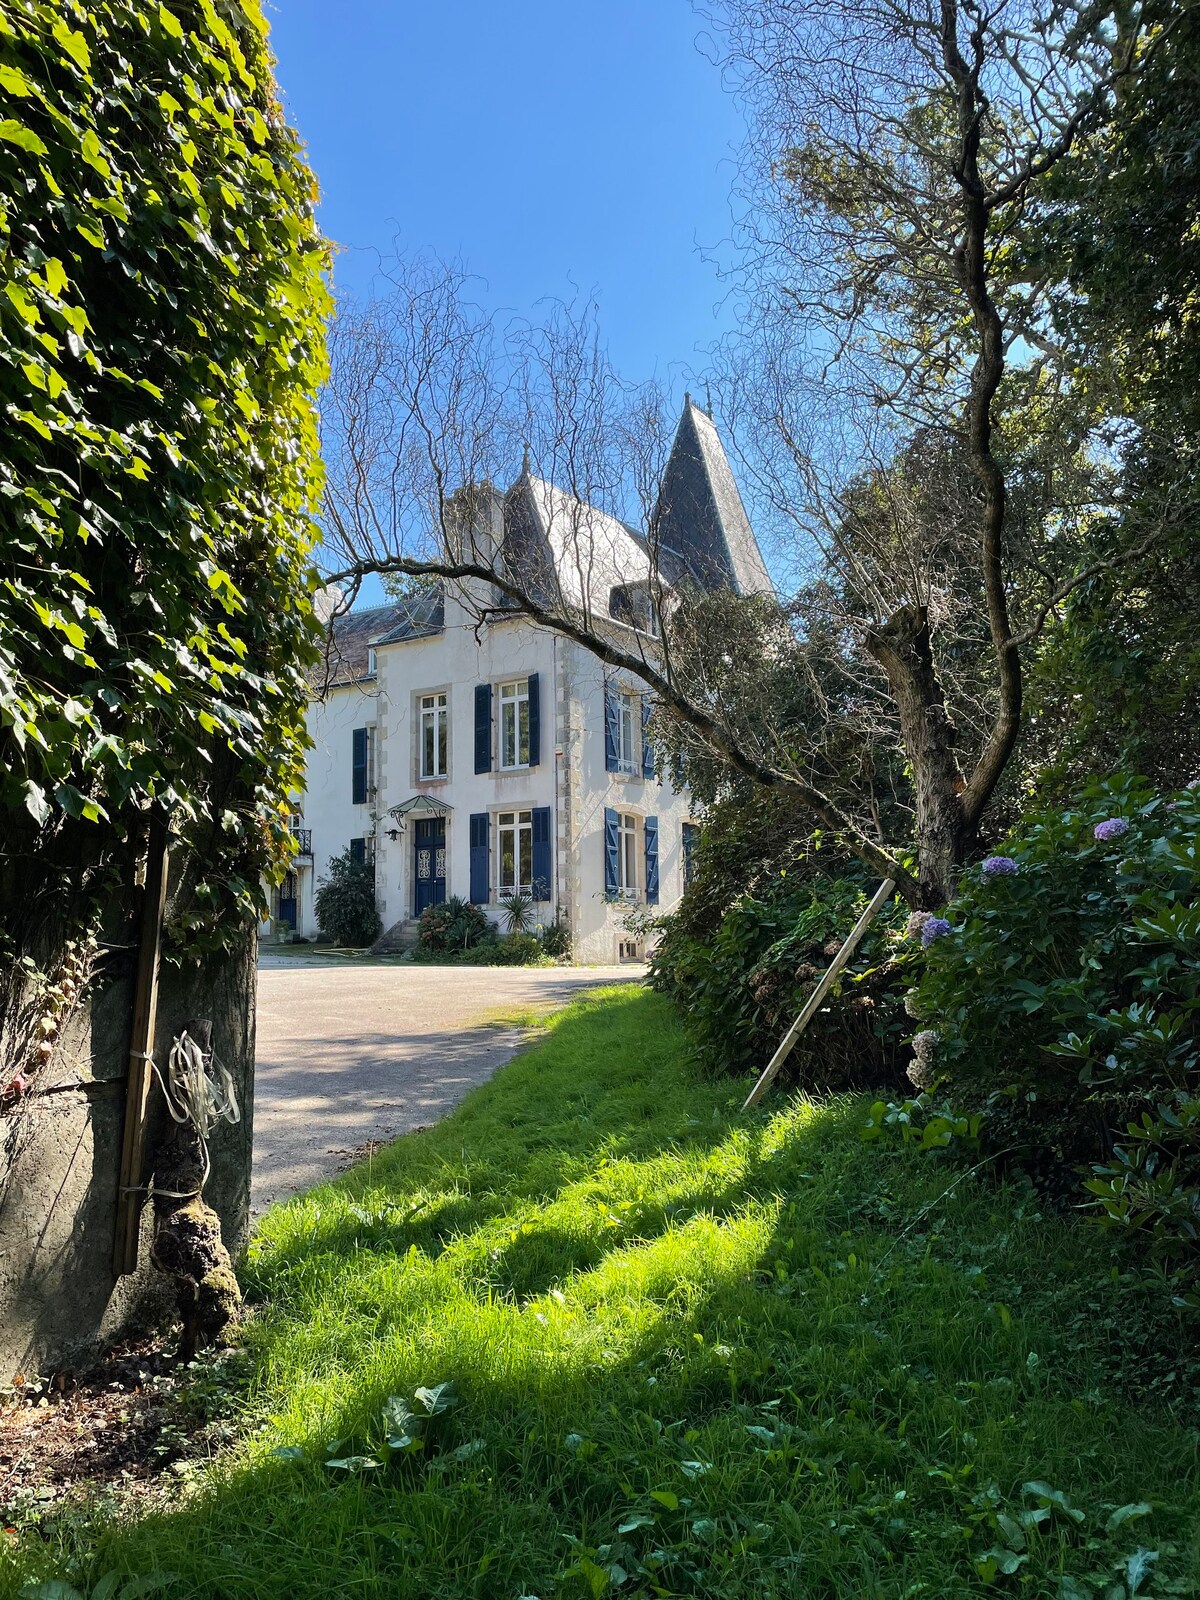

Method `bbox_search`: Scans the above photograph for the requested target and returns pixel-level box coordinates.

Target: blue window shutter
[531,806,551,901]
[604,807,619,895]
[528,671,541,767]
[469,812,490,904]
[349,836,365,865]
[604,682,619,773]
[641,696,654,780]
[644,815,659,905]
[474,683,492,773]
[351,727,368,804]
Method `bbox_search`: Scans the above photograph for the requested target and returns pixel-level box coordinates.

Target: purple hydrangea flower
[982,855,1018,878]
[1094,817,1130,842]
[921,916,952,948]
[906,910,933,941]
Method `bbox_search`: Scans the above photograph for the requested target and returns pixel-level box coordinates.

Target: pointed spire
[649,394,773,598]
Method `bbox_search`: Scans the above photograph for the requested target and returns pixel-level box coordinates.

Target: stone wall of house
[0,933,256,1378]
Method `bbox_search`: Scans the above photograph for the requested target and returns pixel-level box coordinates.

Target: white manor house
[273,400,771,964]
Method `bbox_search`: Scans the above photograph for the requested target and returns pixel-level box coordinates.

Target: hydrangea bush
[650,873,917,1087]
[913,776,1200,1284]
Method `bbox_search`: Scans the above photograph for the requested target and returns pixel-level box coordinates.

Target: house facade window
[497,809,534,894]
[617,811,638,895]
[499,679,531,769]
[617,691,636,774]
[419,692,448,779]
[682,821,699,888]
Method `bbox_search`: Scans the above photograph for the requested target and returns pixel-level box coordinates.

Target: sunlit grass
[4,986,1198,1600]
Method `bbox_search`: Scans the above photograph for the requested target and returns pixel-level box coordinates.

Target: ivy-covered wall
[0,0,328,1367]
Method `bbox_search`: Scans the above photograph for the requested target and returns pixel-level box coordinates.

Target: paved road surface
[252,961,642,1214]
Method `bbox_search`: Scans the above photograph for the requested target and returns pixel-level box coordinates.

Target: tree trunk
[867,603,974,907]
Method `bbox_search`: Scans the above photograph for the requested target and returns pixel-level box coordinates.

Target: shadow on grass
[6,988,1199,1600]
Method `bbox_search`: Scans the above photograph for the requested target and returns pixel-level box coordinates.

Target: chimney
[444,482,504,570]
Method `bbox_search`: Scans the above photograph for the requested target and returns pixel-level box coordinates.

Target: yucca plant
[498,892,535,934]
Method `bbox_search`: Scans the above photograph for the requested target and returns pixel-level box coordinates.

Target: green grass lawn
[6,987,1199,1599]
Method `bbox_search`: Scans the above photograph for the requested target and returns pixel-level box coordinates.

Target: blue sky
[267,0,745,392]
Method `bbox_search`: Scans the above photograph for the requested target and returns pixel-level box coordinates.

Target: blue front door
[414,817,446,915]
[277,871,297,930]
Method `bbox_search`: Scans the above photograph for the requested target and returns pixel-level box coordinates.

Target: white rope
[149,1030,241,1200]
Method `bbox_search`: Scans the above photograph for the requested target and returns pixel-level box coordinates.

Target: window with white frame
[419,692,448,779]
[499,678,530,769]
[618,811,638,895]
[497,809,534,893]
[617,690,637,774]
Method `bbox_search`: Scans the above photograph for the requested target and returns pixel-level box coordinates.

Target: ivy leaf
[0,118,48,155]
[0,65,35,97]
[24,780,49,826]
[50,21,90,70]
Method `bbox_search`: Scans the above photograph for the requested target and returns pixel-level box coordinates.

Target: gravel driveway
[251,960,642,1214]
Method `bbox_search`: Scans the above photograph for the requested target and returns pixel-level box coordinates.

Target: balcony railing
[292,827,312,857]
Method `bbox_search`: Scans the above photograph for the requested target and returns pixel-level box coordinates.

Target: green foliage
[651,870,915,1087]
[484,930,545,967]
[861,1093,983,1156]
[915,777,1200,1282]
[1020,10,1200,800]
[538,919,572,961]
[497,891,535,934]
[0,0,328,953]
[418,896,491,952]
[314,850,380,948]
[7,990,1197,1599]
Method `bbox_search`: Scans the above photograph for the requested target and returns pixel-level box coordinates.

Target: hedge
[0,0,328,960]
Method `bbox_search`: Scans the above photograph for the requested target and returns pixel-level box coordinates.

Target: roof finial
[704,381,713,418]
[684,390,691,410]
[521,441,531,476]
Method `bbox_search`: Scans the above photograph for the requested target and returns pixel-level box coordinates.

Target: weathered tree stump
[150,1019,241,1362]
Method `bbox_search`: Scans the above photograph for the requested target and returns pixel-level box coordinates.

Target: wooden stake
[741,878,896,1112]
[113,809,170,1276]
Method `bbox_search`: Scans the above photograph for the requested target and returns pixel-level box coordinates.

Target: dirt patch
[329,1132,429,1173]
[0,1339,250,1532]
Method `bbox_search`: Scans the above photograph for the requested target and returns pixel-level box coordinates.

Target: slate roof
[505,475,653,612]
[320,400,771,652]
[651,399,774,596]
[373,584,445,645]
[318,602,399,688]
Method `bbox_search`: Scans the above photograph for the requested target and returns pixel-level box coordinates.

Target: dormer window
[367,647,377,676]
[608,583,659,637]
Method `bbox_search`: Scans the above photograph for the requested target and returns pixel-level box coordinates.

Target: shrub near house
[314,848,381,947]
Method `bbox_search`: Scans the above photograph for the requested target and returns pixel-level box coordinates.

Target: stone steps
[372,918,421,955]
